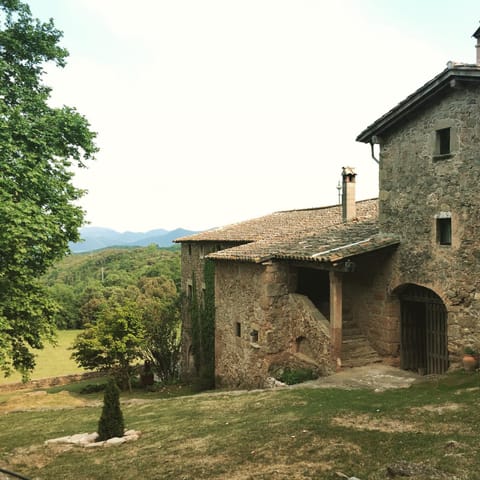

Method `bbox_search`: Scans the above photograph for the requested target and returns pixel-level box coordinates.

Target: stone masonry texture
[378,83,480,360]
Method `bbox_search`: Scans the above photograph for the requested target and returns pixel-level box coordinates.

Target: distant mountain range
[69,227,197,253]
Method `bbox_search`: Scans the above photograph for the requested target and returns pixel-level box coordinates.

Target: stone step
[343,347,380,359]
[341,335,382,368]
[342,355,382,368]
[343,327,362,338]
[337,315,382,367]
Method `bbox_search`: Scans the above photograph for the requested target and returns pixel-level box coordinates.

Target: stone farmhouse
[176,29,480,388]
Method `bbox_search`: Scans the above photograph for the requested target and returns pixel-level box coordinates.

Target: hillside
[69,227,197,253]
[42,246,181,329]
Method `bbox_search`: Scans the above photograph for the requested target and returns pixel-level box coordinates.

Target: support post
[329,270,343,370]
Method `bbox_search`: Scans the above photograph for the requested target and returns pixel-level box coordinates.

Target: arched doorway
[397,284,448,374]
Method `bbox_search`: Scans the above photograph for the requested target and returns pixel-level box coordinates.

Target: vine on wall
[190,259,215,389]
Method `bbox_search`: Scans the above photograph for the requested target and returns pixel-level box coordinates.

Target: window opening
[437,218,452,245]
[436,128,450,155]
[250,329,259,343]
[235,322,241,337]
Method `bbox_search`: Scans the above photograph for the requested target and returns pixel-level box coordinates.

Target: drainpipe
[369,135,380,164]
[369,140,380,164]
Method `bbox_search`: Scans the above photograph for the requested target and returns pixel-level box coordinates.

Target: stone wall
[344,248,400,357]
[378,84,480,357]
[214,261,334,388]
[179,241,239,376]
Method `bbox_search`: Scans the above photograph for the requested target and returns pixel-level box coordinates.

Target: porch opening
[296,268,330,319]
[397,284,448,375]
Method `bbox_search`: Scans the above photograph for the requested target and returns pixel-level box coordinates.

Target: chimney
[473,25,480,64]
[342,167,356,222]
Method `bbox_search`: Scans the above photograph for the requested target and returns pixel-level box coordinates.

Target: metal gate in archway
[399,284,448,374]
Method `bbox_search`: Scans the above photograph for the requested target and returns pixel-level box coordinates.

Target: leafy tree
[78,283,106,326]
[140,278,181,382]
[0,0,96,378]
[142,288,180,382]
[97,378,124,441]
[72,299,145,390]
[47,283,80,328]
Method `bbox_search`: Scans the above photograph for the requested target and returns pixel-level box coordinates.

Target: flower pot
[462,354,478,371]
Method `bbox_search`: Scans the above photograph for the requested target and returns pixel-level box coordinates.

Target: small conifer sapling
[97,378,125,441]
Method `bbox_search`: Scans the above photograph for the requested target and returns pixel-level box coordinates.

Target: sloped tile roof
[208,219,399,264]
[175,198,377,243]
[175,198,399,264]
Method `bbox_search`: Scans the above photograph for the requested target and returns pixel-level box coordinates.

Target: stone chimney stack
[473,25,480,64]
[342,167,356,222]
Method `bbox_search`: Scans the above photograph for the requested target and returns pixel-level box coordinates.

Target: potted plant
[462,346,478,371]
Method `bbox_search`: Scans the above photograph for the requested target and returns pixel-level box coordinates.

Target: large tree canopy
[0,0,96,378]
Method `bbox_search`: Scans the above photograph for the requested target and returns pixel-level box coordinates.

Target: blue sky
[27,0,480,232]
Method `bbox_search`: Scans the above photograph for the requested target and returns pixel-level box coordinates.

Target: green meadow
[0,370,479,479]
[0,330,85,386]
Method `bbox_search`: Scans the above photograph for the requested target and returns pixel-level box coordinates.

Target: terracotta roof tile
[175,198,398,265]
[208,219,399,264]
[175,198,378,243]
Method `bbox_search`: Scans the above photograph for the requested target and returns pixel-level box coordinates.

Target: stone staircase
[341,307,382,368]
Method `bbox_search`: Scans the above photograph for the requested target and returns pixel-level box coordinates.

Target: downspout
[369,139,380,164]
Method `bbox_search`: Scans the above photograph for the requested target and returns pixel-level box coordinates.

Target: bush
[97,378,124,441]
[80,383,106,394]
[277,367,317,385]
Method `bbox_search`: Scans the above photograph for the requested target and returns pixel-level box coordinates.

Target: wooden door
[400,285,448,374]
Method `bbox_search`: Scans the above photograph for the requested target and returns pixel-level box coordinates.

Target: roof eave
[273,237,400,263]
[356,67,480,143]
[206,253,273,263]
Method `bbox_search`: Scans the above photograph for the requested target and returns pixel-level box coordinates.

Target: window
[437,218,452,245]
[187,284,193,298]
[235,322,241,337]
[188,244,192,256]
[250,329,259,343]
[435,128,451,155]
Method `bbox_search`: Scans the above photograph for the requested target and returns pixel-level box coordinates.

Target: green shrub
[80,383,106,394]
[277,367,317,385]
[97,378,124,441]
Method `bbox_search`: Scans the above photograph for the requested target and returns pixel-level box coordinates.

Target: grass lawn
[0,330,85,385]
[0,370,479,479]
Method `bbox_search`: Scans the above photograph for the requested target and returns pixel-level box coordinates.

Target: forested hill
[41,246,181,329]
[70,227,197,253]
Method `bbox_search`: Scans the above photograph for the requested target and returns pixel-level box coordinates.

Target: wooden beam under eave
[329,270,343,370]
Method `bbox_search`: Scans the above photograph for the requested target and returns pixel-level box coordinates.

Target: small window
[250,329,259,343]
[235,322,241,337]
[437,218,452,245]
[188,244,192,256]
[187,284,193,298]
[436,128,450,155]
